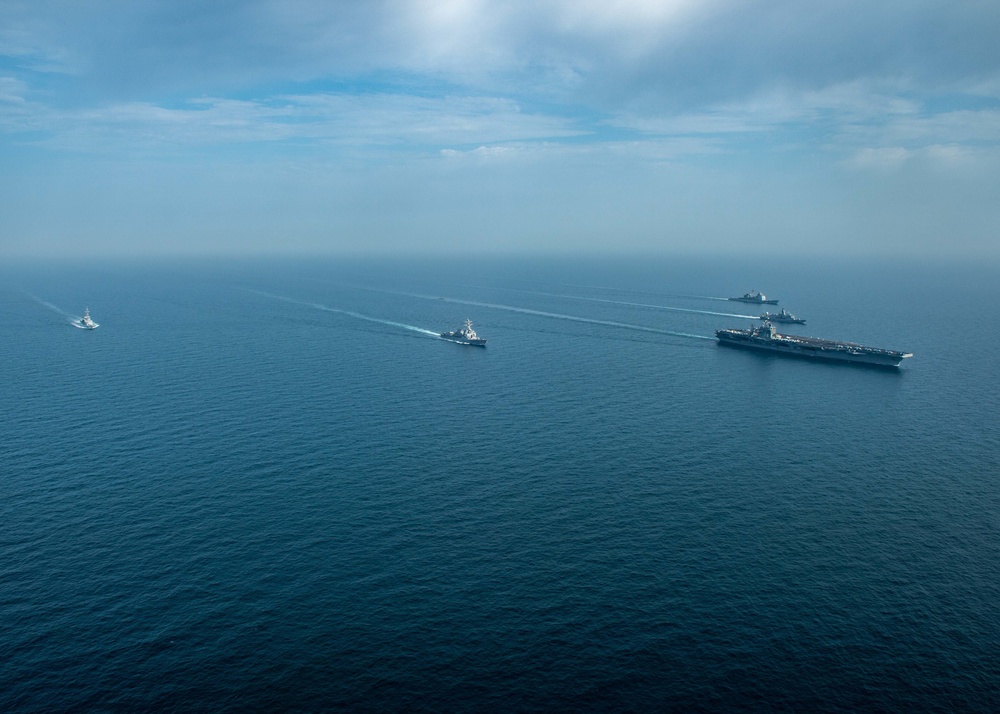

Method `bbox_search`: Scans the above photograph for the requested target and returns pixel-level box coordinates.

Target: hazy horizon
[2,1,999,260]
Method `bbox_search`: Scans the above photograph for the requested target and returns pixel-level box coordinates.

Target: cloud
[0,77,29,105]
[282,93,582,147]
[3,0,1000,259]
[844,146,912,171]
[4,2,1000,140]
[844,143,995,175]
[874,109,1000,145]
[0,1,81,74]
[0,91,584,153]
[8,2,995,145]
[605,77,1000,170]
[4,1,996,102]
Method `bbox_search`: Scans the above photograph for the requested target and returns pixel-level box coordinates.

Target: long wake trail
[500,278,733,303]
[250,290,440,337]
[389,290,714,341]
[499,287,756,319]
[24,292,78,322]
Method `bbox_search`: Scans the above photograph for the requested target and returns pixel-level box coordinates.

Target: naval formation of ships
[437,292,910,368]
[718,289,911,368]
[71,291,911,368]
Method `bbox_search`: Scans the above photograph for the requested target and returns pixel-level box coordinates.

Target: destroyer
[728,290,778,304]
[717,321,911,368]
[440,319,486,347]
[74,307,99,330]
[759,308,805,324]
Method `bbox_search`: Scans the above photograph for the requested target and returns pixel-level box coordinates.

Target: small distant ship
[717,322,911,368]
[74,307,100,330]
[440,319,486,347]
[759,308,805,324]
[728,290,778,305]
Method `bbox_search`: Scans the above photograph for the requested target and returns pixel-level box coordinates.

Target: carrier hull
[717,324,911,368]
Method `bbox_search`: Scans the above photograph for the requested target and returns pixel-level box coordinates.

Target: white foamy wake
[500,277,734,303]
[390,290,714,341]
[498,287,756,319]
[24,292,79,323]
[250,290,440,337]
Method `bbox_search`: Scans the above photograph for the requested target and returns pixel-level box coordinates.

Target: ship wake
[393,291,714,341]
[251,290,440,337]
[499,288,756,319]
[24,292,80,324]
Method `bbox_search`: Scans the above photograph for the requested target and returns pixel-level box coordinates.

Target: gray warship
[728,290,778,305]
[717,321,911,368]
[74,307,100,330]
[759,308,805,324]
[440,319,486,347]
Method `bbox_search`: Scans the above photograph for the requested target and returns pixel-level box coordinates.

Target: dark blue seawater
[2,255,999,712]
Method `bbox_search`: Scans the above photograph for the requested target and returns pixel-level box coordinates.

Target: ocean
[2,255,999,712]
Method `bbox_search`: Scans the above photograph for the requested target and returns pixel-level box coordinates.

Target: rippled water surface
[2,256,999,711]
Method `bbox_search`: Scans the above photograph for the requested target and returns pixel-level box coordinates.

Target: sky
[1,0,999,259]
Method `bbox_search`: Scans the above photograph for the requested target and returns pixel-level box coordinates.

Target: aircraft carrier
[717,321,912,368]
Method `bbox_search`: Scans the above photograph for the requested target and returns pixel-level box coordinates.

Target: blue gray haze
[2,256,999,711]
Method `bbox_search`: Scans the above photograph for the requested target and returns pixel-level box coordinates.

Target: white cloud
[0,1,83,74]
[5,1,1000,115]
[877,109,1000,145]
[0,77,29,105]
[3,0,1000,259]
[282,93,582,146]
[844,146,911,171]
[843,143,991,173]
[0,92,584,152]
[610,80,921,136]
[604,77,1000,173]
[922,144,975,166]
[441,144,516,162]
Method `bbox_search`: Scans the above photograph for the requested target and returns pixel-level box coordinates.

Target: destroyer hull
[729,297,778,304]
[717,331,910,368]
[760,314,805,324]
[440,319,486,347]
[440,334,486,347]
[441,337,486,347]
